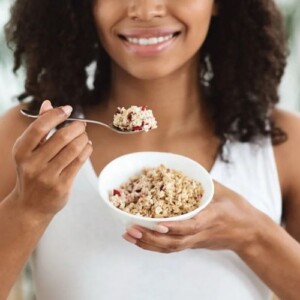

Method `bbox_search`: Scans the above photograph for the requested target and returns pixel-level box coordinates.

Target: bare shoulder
[0,102,32,200]
[272,107,300,240]
[0,101,31,121]
[272,107,300,135]
[0,102,32,146]
[272,108,300,187]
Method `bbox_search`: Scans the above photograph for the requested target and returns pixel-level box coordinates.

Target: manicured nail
[127,228,143,239]
[40,100,53,114]
[88,140,93,145]
[61,105,73,116]
[154,225,169,233]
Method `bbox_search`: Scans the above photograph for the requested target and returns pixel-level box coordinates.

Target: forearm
[0,190,53,299]
[237,216,300,300]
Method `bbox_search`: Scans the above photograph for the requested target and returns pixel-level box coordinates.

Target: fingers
[161,218,201,236]
[18,104,73,154]
[124,225,213,253]
[126,227,143,239]
[122,232,172,253]
[159,206,217,236]
[34,121,87,163]
[135,239,173,254]
[60,140,93,181]
[124,226,191,252]
[38,100,54,144]
[14,99,92,178]
[122,233,138,244]
[47,132,90,175]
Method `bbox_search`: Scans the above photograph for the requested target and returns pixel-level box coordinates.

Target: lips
[118,28,181,56]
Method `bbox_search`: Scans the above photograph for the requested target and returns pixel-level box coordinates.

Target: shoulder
[272,108,300,196]
[0,102,32,124]
[272,107,300,136]
[272,108,300,238]
[0,101,34,156]
[0,101,33,137]
[0,102,32,200]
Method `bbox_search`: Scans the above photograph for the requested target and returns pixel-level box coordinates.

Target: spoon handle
[20,109,111,129]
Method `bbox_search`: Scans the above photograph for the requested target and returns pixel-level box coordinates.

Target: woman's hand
[11,100,93,219]
[123,181,271,254]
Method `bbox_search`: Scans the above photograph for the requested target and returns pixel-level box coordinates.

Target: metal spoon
[20,109,144,134]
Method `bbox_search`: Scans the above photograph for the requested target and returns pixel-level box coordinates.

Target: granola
[110,164,204,218]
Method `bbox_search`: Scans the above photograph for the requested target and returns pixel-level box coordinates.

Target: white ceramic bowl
[98,152,214,230]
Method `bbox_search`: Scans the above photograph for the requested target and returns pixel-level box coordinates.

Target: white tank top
[31,138,281,300]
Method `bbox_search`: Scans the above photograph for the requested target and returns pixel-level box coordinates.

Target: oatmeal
[110,164,204,218]
[113,105,157,132]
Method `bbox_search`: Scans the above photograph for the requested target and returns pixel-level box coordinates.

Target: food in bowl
[99,152,214,230]
[113,105,157,132]
[109,164,204,218]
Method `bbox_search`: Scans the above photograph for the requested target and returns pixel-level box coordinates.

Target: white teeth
[126,34,174,46]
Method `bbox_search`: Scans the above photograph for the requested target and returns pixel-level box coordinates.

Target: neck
[103,61,210,136]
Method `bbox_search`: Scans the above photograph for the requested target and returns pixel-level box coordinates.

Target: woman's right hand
[11,100,93,218]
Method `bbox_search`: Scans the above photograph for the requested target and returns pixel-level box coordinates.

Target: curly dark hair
[5,0,288,147]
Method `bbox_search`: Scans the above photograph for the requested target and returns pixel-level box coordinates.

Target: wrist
[4,188,54,228]
[236,213,280,260]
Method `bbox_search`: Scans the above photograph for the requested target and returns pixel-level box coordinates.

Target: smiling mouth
[118,32,180,46]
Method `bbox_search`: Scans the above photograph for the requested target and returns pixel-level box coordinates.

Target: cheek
[93,4,107,42]
[189,18,212,51]
[92,1,122,45]
[175,1,215,48]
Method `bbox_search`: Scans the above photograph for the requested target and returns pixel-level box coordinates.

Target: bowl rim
[98,151,215,222]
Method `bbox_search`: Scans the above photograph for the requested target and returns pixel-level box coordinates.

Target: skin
[0,0,300,299]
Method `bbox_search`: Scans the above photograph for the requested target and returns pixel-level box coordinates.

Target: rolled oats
[110,164,204,218]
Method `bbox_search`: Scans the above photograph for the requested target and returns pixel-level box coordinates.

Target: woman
[1,0,300,299]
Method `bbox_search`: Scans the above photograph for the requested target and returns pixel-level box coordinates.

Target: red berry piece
[113,189,121,196]
[127,112,133,121]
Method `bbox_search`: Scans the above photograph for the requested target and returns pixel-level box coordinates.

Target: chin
[127,65,177,81]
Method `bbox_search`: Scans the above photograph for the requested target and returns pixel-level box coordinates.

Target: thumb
[39,100,53,115]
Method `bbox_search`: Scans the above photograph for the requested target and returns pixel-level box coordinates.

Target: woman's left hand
[123,181,271,254]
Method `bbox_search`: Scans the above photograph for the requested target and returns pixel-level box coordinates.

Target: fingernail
[88,140,93,145]
[40,100,53,114]
[127,228,143,239]
[44,100,53,109]
[154,225,169,233]
[61,105,73,116]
